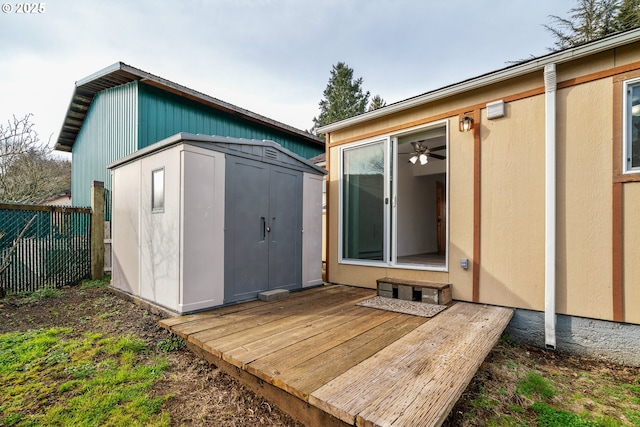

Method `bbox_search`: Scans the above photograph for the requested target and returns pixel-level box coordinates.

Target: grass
[448,334,640,427]
[0,327,170,426]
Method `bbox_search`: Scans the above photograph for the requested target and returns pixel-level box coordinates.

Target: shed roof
[55,62,324,152]
[107,132,327,176]
[317,27,640,134]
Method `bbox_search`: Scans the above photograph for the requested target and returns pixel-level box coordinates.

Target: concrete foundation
[506,309,640,367]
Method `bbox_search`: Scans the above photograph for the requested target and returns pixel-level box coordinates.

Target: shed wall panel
[302,173,324,288]
[111,162,141,295]
[179,146,226,312]
[139,145,182,311]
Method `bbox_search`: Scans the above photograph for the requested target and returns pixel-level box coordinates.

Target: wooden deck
[159,285,513,427]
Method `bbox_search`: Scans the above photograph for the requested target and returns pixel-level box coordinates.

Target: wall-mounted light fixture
[459,116,473,132]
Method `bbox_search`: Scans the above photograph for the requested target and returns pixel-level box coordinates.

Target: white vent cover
[486,100,505,119]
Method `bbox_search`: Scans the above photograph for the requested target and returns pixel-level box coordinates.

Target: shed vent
[264,147,279,160]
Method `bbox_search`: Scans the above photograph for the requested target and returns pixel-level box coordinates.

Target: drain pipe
[544,64,557,350]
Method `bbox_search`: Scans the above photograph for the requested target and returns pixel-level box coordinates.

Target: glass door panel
[342,141,386,261]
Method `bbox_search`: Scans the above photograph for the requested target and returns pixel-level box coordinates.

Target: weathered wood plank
[172,286,367,339]
[208,290,373,363]
[245,306,417,383]
[277,313,427,402]
[159,285,335,329]
[309,303,513,427]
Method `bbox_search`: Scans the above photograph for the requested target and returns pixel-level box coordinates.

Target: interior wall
[111,161,141,296]
[396,163,442,257]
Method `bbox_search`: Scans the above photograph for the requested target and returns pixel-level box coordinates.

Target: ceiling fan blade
[430,145,447,152]
[430,153,446,160]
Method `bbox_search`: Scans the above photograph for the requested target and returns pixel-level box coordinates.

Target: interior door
[224,156,302,303]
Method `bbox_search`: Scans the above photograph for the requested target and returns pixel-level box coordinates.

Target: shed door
[224,156,302,303]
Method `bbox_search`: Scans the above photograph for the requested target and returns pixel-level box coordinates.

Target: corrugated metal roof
[55,62,324,152]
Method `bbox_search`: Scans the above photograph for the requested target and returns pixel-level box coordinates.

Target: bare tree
[0,114,70,203]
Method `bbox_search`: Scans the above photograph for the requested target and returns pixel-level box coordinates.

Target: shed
[108,132,326,314]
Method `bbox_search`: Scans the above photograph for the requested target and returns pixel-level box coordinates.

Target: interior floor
[397,252,446,266]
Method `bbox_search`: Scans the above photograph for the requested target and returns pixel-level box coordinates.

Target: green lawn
[0,328,170,426]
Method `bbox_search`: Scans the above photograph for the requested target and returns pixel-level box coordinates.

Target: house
[54,62,324,209]
[317,28,640,365]
[108,133,325,313]
[39,190,72,206]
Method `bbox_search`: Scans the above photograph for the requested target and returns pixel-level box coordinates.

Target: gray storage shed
[108,133,326,313]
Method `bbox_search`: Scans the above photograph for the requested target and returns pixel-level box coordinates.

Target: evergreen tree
[368,94,387,112]
[312,62,370,134]
[616,0,640,30]
[545,0,621,50]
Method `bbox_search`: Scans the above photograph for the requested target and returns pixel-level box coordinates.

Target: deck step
[376,277,452,305]
[258,289,290,302]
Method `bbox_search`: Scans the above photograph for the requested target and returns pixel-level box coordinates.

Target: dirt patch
[2,284,638,426]
[0,285,302,427]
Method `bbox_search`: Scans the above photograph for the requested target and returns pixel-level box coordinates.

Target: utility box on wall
[109,133,326,314]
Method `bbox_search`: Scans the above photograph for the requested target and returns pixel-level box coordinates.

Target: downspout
[544,64,557,350]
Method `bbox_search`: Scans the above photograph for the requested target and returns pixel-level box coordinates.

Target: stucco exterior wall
[479,96,546,310]
[325,40,640,326]
[624,183,640,324]
[556,78,613,320]
[448,118,475,301]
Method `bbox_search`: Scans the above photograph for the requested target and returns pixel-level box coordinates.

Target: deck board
[309,303,513,426]
[159,285,513,427]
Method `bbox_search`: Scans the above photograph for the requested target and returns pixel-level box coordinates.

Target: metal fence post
[91,181,105,280]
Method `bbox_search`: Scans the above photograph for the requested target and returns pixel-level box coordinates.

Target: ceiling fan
[404,141,446,165]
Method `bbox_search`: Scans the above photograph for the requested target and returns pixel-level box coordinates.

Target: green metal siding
[72,82,138,207]
[138,83,322,159]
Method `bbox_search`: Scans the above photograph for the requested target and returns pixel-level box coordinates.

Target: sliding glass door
[340,123,448,270]
[342,140,387,261]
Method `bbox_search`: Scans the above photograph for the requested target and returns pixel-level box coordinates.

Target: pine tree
[545,0,621,50]
[312,62,370,134]
[367,94,387,112]
[616,0,640,30]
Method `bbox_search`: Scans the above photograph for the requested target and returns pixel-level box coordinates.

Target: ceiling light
[419,153,428,165]
[409,155,418,164]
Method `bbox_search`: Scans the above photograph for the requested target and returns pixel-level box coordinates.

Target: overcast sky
[0,0,575,155]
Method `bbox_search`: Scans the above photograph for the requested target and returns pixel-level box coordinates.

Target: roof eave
[317,28,640,134]
[54,62,323,152]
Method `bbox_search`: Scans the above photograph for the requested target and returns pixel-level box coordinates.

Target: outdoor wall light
[459,116,474,132]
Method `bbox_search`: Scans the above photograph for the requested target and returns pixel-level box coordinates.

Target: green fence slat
[0,204,92,293]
